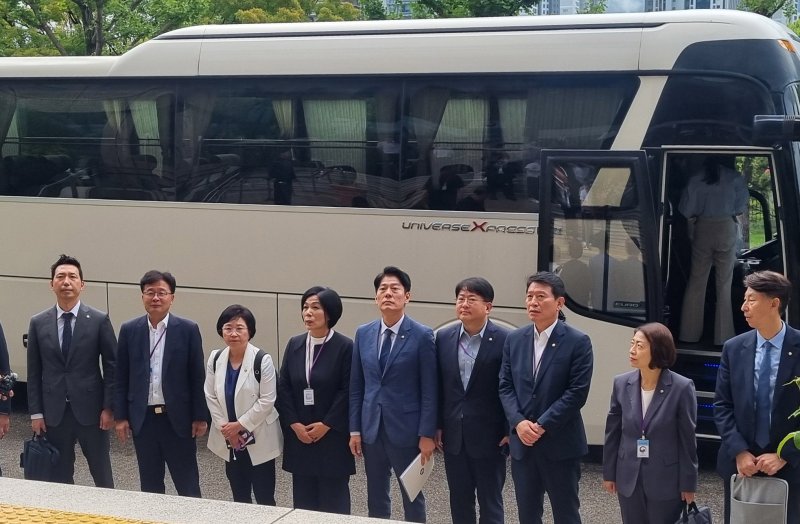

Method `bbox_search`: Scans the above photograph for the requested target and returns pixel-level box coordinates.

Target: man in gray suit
[27,254,117,487]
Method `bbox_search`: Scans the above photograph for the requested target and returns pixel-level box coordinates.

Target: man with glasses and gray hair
[113,270,208,497]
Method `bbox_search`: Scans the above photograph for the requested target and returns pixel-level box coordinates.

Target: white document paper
[399,453,434,502]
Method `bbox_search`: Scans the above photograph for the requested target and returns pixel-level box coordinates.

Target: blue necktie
[379,331,393,373]
[61,312,74,358]
[755,341,773,449]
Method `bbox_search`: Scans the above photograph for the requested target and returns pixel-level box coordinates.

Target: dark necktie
[61,312,74,358]
[379,331,393,373]
[755,341,773,449]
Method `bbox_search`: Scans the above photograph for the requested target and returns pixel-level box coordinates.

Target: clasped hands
[736,450,787,477]
[292,421,330,444]
[516,419,545,446]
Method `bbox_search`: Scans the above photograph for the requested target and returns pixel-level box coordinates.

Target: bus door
[537,150,662,324]
[658,148,784,439]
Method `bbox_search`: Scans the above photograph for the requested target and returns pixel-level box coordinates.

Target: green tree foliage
[576,0,606,14]
[414,0,537,18]
[0,0,211,56]
[215,0,359,23]
[360,0,395,19]
[737,0,793,19]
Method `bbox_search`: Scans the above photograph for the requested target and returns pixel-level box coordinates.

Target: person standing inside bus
[715,271,800,523]
[602,322,698,524]
[27,254,116,488]
[349,266,437,523]
[113,270,208,497]
[499,271,593,524]
[435,277,509,524]
[679,156,748,346]
[277,287,355,514]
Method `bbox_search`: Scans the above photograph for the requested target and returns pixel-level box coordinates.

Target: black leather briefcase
[20,433,60,481]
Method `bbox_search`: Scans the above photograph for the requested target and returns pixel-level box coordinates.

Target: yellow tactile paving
[0,504,161,524]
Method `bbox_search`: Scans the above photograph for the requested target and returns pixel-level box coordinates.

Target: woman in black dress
[277,286,355,514]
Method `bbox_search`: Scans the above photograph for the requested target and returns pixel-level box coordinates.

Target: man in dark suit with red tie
[27,254,117,487]
[435,277,509,524]
[114,270,208,496]
[715,270,800,523]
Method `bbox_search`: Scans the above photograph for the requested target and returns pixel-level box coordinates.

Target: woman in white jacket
[205,304,282,505]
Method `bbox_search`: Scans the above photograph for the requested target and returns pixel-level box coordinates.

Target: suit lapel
[774,327,800,409]
[383,318,410,374]
[741,331,757,417]
[643,369,673,429]
[520,325,535,393]
[139,317,150,370]
[235,344,254,397]
[363,322,381,378]
[533,322,561,392]
[42,306,64,362]
[626,372,643,431]
[65,304,90,365]
[465,321,496,392]
[161,316,177,376]
[443,325,462,389]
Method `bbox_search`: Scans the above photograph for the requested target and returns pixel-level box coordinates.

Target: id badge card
[637,438,650,458]
[303,388,315,406]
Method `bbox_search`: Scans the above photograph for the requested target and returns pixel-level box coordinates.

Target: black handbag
[675,501,712,524]
[19,433,60,481]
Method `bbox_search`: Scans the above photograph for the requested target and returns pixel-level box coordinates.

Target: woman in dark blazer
[277,286,355,514]
[602,322,698,524]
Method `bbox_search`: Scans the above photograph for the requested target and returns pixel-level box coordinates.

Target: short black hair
[216,304,256,338]
[455,277,494,302]
[526,271,565,299]
[635,322,676,369]
[301,286,344,329]
[374,266,411,293]
[51,254,83,280]
[140,270,177,293]
[744,271,792,315]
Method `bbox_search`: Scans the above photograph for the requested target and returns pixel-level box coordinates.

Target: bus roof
[0,10,793,78]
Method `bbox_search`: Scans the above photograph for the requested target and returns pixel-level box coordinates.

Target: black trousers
[132,409,200,497]
[443,448,506,524]
[46,403,113,488]
[226,450,276,505]
[511,451,582,524]
[292,473,351,514]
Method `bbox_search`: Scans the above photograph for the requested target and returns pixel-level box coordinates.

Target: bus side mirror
[753,115,800,144]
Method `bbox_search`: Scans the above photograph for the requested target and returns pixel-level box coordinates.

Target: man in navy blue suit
[114,270,208,497]
[499,271,593,524]
[349,266,437,523]
[435,277,509,524]
[715,270,800,523]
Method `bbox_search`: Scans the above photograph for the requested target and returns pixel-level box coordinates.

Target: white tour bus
[1,10,799,445]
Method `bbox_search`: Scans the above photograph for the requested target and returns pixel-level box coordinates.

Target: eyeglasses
[222,326,248,335]
[456,296,485,306]
[143,290,172,299]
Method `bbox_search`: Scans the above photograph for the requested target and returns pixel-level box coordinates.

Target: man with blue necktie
[349,266,437,522]
[715,271,800,523]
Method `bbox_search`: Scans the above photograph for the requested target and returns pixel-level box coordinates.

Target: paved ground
[1,403,726,523]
